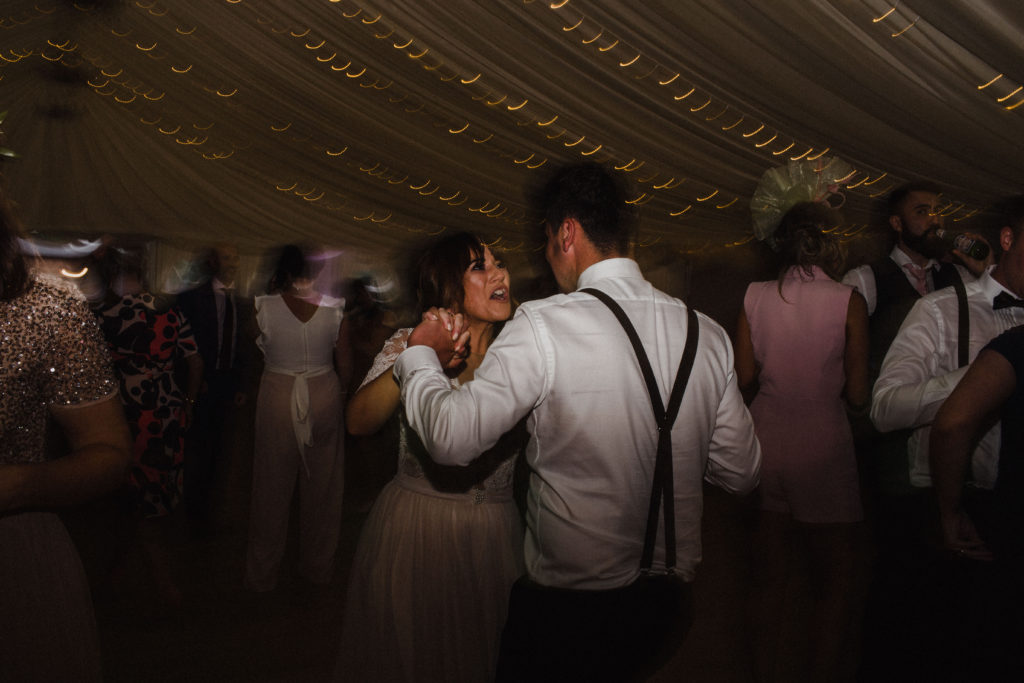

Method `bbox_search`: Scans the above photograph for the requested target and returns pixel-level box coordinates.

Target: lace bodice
[361,328,523,496]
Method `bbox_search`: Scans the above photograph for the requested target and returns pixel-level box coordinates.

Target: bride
[334,232,526,683]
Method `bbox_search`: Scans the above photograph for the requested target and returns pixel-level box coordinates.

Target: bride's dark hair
[416,231,510,342]
[416,232,486,313]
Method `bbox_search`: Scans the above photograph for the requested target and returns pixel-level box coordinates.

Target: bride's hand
[410,307,471,368]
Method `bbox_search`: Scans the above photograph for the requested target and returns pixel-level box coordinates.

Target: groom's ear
[559,218,579,254]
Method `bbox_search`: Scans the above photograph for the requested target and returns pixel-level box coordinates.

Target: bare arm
[346,365,400,436]
[334,315,354,397]
[843,290,870,414]
[733,307,759,404]
[0,394,132,514]
[930,349,1011,560]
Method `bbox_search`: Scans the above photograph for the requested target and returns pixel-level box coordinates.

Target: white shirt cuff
[394,344,444,386]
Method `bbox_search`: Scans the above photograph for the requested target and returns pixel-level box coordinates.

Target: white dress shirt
[871,267,1024,488]
[842,246,971,315]
[394,258,761,588]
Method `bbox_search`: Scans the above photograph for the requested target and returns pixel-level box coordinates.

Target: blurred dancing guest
[342,275,401,511]
[930,324,1024,679]
[177,241,251,528]
[243,245,349,592]
[871,194,1024,679]
[94,245,202,605]
[840,182,994,679]
[0,171,132,681]
[735,202,869,682]
[344,275,399,396]
[95,245,203,518]
[335,232,524,683]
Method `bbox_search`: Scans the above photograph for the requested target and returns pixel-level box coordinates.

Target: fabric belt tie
[266,364,333,478]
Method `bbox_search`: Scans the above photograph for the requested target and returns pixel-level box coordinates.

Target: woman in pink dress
[735,202,870,682]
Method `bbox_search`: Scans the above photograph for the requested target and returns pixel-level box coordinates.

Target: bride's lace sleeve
[357,328,411,391]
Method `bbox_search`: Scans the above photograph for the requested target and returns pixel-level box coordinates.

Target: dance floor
[64,416,792,683]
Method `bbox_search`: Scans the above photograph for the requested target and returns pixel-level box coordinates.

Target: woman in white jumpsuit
[243,245,349,592]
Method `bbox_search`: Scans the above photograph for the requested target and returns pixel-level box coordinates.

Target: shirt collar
[575,258,643,290]
[983,265,1017,301]
[212,277,233,292]
[890,245,939,271]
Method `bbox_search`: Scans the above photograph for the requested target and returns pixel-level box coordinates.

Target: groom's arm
[395,311,546,466]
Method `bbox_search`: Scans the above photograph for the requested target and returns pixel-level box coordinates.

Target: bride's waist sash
[395,471,513,504]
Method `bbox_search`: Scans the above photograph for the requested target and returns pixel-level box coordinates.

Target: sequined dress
[0,276,118,682]
[335,328,525,683]
[97,292,198,517]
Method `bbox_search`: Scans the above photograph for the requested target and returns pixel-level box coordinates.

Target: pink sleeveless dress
[744,266,863,523]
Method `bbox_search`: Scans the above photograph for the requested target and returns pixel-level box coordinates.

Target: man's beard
[902,226,948,260]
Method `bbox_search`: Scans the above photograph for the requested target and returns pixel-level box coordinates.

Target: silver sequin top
[0,275,117,464]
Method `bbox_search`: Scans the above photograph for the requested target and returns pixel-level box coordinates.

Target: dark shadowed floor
[63,421,790,683]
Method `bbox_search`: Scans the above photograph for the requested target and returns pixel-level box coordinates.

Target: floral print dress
[97,292,198,517]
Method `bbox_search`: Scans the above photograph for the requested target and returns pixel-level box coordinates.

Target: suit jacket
[176,280,253,380]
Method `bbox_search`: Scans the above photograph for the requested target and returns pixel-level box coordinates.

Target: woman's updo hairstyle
[267,244,315,294]
[773,201,845,282]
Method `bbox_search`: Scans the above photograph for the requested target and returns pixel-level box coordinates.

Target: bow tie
[993,292,1024,310]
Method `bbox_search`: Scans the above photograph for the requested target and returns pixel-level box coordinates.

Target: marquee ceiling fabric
[3,0,1023,260]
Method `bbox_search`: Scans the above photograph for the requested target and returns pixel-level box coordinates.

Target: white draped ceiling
[3,0,1024,262]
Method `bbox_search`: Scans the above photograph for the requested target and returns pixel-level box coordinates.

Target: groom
[393,162,761,681]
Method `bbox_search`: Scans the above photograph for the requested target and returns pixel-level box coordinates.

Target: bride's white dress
[334,328,525,683]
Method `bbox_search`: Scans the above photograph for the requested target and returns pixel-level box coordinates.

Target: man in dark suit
[177,243,252,530]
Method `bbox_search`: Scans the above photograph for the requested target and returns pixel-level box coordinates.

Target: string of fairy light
[533,0,1008,245]
[6,1,518,246]
[333,1,740,250]
[318,0,750,252]
[874,4,1024,112]
[267,5,552,249]
[1,0,1014,251]
[321,0,1002,250]
[867,1,1023,227]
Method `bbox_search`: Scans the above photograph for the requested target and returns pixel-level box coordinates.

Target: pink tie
[903,263,929,296]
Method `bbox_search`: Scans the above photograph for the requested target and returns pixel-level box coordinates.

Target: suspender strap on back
[580,288,700,573]
[950,269,970,368]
